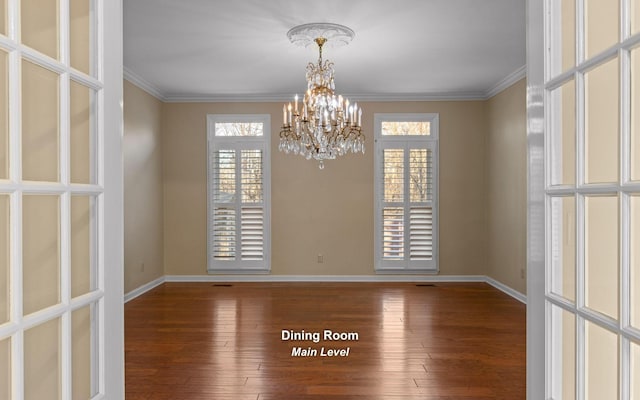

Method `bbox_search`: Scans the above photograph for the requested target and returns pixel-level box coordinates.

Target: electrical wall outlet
[520,268,525,279]
[317,254,323,263]
[140,262,145,272]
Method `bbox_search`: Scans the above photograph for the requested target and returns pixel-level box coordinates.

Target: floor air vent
[415,283,436,287]
[212,284,233,287]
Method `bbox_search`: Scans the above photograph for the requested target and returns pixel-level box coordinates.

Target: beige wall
[486,79,527,294]
[162,100,488,276]
[123,80,164,292]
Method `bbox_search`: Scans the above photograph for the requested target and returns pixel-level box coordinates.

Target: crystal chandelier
[279,23,365,169]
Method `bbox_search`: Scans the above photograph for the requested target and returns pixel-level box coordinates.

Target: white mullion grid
[576,0,586,68]
[9,189,23,400]
[0,36,18,52]
[6,0,23,397]
[576,70,586,188]
[545,35,640,90]
[6,0,17,42]
[0,289,102,337]
[547,184,637,195]
[546,293,640,343]
[91,0,105,397]
[622,336,631,400]
[69,72,102,93]
[60,191,71,400]
[94,11,105,391]
[622,48,632,187]
[12,183,103,196]
[3,2,104,399]
[575,15,586,386]
[576,312,585,400]
[622,0,631,42]
[60,0,70,67]
[89,86,98,186]
[620,34,633,400]
[88,0,96,79]
[546,0,560,83]
[545,298,555,399]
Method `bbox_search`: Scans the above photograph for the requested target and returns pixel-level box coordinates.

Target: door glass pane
[409,149,429,202]
[549,0,576,77]
[384,149,404,202]
[21,0,59,59]
[212,149,236,202]
[550,305,575,400]
[0,0,6,36]
[550,80,576,185]
[0,195,8,325]
[24,318,60,400]
[70,81,94,184]
[23,195,60,315]
[585,0,619,58]
[240,150,263,203]
[70,0,91,75]
[632,195,640,329]
[214,122,263,137]
[585,58,620,184]
[634,0,640,35]
[551,196,576,302]
[22,60,59,182]
[633,341,640,400]
[585,196,619,319]
[73,305,96,398]
[0,337,9,400]
[585,322,619,400]
[381,121,430,136]
[0,49,7,180]
[632,47,640,182]
[71,196,94,298]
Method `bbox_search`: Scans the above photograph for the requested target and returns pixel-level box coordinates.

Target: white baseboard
[485,276,527,304]
[164,274,487,283]
[124,276,166,303]
[126,274,526,304]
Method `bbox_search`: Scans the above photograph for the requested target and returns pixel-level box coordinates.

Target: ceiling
[123,0,526,101]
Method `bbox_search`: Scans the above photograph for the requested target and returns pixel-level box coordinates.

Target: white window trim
[206,114,271,273]
[373,113,439,273]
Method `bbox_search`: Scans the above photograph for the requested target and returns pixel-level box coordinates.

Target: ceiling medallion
[279,23,365,170]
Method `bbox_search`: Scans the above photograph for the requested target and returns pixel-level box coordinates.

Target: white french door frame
[530,0,640,399]
[0,0,123,398]
[527,0,546,398]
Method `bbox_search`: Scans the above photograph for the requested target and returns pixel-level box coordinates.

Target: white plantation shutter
[207,115,271,271]
[375,114,438,271]
[409,207,433,259]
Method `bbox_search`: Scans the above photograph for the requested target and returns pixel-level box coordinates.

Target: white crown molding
[123,66,526,103]
[484,65,527,99]
[163,93,297,103]
[123,67,166,101]
[162,91,489,103]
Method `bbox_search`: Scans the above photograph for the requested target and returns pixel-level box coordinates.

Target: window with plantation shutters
[207,115,271,272]
[374,114,438,271]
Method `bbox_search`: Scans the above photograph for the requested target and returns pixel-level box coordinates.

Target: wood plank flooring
[125,282,526,399]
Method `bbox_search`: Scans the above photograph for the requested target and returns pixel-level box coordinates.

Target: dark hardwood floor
[125,282,526,399]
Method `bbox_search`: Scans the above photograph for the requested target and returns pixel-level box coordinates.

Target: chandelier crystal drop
[279,23,365,169]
